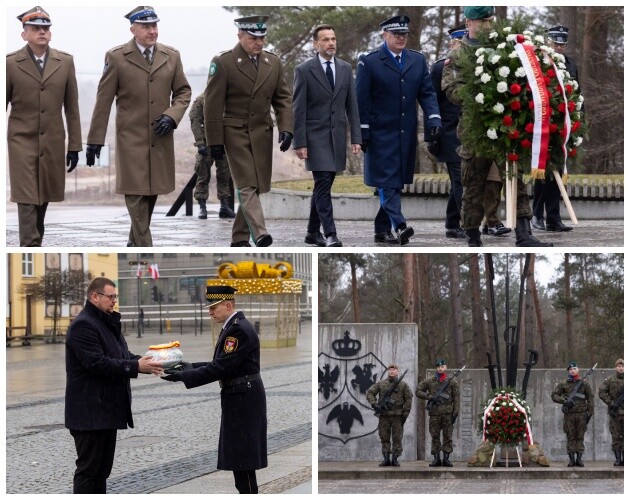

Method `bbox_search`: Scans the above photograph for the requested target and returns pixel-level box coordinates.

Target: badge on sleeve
[209,62,217,76]
[224,336,238,353]
[103,62,109,74]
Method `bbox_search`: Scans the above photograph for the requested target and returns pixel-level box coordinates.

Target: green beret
[463,6,495,20]
[567,361,578,370]
[435,359,447,367]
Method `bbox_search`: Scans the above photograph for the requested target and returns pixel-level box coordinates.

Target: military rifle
[562,363,597,414]
[373,369,408,416]
[610,392,624,417]
[426,365,466,413]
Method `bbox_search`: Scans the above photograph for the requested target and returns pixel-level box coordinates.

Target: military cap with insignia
[380,14,410,33]
[125,6,160,24]
[235,15,269,36]
[448,24,467,40]
[436,359,447,367]
[17,6,52,26]
[206,285,238,306]
[567,360,578,370]
[547,25,569,44]
[463,6,496,20]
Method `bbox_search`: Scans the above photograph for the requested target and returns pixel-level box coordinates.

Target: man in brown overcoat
[6,6,82,247]
[204,15,293,247]
[86,6,191,247]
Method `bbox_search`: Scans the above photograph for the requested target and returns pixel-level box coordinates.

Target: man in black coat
[162,285,267,494]
[65,277,162,493]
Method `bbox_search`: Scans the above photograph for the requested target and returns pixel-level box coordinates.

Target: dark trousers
[18,202,48,247]
[70,429,117,494]
[125,194,158,246]
[533,178,561,223]
[233,470,258,494]
[445,161,463,229]
[307,171,337,237]
[374,188,405,233]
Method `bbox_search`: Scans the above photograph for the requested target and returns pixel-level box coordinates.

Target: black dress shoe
[255,234,273,247]
[325,234,343,247]
[396,226,414,245]
[486,223,511,236]
[531,216,546,230]
[304,231,326,246]
[546,220,573,232]
[374,232,398,244]
[230,241,251,247]
[445,227,466,239]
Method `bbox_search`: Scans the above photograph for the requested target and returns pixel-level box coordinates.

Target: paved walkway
[6,323,312,494]
[5,204,623,247]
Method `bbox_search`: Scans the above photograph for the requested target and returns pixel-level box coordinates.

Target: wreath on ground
[479,389,533,446]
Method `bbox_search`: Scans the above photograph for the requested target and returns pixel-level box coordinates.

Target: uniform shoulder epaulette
[109,44,125,53]
[219,49,231,55]
[56,49,73,57]
[408,48,425,56]
[363,49,379,58]
[6,50,19,58]
[263,49,278,56]
[161,44,180,53]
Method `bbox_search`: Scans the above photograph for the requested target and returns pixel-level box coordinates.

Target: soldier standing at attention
[552,361,594,467]
[86,6,191,247]
[366,364,412,467]
[598,359,624,466]
[416,359,460,467]
[189,94,235,220]
[7,6,82,247]
[204,15,293,247]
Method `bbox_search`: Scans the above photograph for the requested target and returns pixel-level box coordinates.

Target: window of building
[22,253,34,276]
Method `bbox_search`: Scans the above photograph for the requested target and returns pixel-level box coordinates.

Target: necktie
[325,61,334,90]
[36,58,44,73]
[144,48,152,65]
[251,56,258,69]
[395,55,401,67]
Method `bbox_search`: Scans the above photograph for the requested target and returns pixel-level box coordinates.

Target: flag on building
[149,263,160,280]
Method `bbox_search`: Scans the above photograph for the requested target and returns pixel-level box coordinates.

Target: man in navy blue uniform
[356,14,442,245]
[161,285,267,494]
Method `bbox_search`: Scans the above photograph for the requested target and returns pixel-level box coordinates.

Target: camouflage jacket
[598,372,624,415]
[366,378,413,417]
[416,374,460,416]
[189,94,206,147]
[551,377,594,414]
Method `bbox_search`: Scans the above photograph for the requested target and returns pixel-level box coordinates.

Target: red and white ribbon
[482,394,534,446]
[544,53,571,177]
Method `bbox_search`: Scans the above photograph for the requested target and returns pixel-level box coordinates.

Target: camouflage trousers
[563,412,588,453]
[460,156,532,230]
[609,414,624,451]
[429,413,453,454]
[194,154,232,201]
[378,415,404,455]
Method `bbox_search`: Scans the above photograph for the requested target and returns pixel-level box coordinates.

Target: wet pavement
[6,322,313,494]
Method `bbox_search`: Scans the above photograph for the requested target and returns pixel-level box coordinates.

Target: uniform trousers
[483,180,504,227]
[70,429,117,493]
[374,188,405,233]
[193,154,232,201]
[445,161,463,230]
[233,470,258,494]
[233,186,267,243]
[563,412,588,453]
[609,414,624,451]
[533,178,562,223]
[125,194,158,247]
[378,415,404,455]
[429,413,454,454]
[307,171,337,237]
[18,202,48,247]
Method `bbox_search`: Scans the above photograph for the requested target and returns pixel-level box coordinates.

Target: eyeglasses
[392,32,409,39]
[96,292,118,301]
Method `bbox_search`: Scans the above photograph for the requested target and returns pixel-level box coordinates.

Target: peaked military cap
[17,6,51,26]
[463,6,495,20]
[380,15,410,33]
[547,25,569,44]
[448,24,467,39]
[206,285,238,306]
[567,360,578,370]
[125,6,160,24]
[235,15,269,36]
[436,359,447,367]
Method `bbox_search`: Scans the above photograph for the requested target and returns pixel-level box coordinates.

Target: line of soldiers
[367,359,623,467]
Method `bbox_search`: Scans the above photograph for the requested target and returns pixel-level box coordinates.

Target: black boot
[466,228,483,247]
[429,453,442,467]
[442,452,453,467]
[575,452,584,467]
[614,450,622,466]
[379,452,391,466]
[515,217,553,247]
[219,198,236,219]
[198,199,207,219]
[567,453,576,467]
[391,454,400,467]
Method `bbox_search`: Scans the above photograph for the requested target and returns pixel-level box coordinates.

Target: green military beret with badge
[436,359,447,367]
[463,6,495,20]
[567,360,578,370]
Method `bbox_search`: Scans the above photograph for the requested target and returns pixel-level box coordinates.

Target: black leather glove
[154,115,176,136]
[161,372,183,382]
[427,126,442,156]
[85,144,103,167]
[164,362,194,374]
[361,140,369,153]
[210,145,225,161]
[562,400,575,414]
[197,144,209,156]
[66,151,79,173]
[278,131,293,152]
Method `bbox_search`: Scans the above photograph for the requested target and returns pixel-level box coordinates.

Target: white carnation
[490,54,501,65]
[475,93,485,104]
[509,51,518,59]
[571,80,579,90]
[506,34,516,42]
[476,47,486,56]
[489,31,498,39]
[497,42,506,49]
[480,73,492,83]
[475,66,484,76]
[477,55,485,64]
[492,103,505,113]
[515,67,527,78]
[497,81,508,93]
[523,30,534,36]
[534,35,545,44]
[574,137,583,147]
[523,40,534,47]
[503,26,512,33]
[487,128,498,140]
[498,66,510,78]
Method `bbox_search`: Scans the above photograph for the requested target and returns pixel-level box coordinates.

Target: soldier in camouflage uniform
[441,6,552,248]
[598,359,624,466]
[189,94,235,220]
[552,361,594,467]
[416,359,460,467]
[366,364,413,467]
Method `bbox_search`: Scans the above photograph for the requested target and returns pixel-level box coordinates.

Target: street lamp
[128,258,148,338]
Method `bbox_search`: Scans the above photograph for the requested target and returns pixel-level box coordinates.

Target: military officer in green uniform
[416,359,460,467]
[441,6,552,248]
[598,359,624,466]
[189,94,235,220]
[552,361,594,467]
[366,364,412,467]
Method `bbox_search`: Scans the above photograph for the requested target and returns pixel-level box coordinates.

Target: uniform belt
[219,373,261,389]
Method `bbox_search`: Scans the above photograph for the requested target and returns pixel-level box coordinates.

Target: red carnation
[559,127,568,138]
[568,148,577,157]
[565,84,573,94]
[558,102,567,113]
[510,83,522,95]
[543,76,551,86]
[549,123,559,133]
[503,115,513,126]
[508,129,520,140]
[528,100,535,110]
[521,139,532,148]
[571,121,581,132]
[547,68,556,78]
[568,101,576,112]
[556,84,564,93]
[508,153,519,162]
[525,123,534,134]
[516,34,525,43]
[510,100,521,111]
